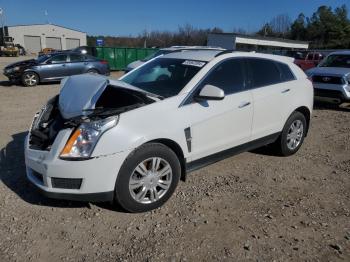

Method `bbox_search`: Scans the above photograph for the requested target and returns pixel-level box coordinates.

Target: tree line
[87,5,350,49]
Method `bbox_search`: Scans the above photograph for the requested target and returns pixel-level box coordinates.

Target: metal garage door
[66,38,80,49]
[23,35,41,54]
[46,37,62,50]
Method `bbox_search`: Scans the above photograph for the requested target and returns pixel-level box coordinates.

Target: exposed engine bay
[29,81,156,151]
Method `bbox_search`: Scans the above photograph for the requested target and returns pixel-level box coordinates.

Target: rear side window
[200,59,245,95]
[70,54,84,62]
[48,54,67,64]
[276,62,295,82]
[247,58,281,88]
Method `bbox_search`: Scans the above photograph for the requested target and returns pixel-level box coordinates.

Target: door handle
[281,88,290,93]
[238,101,251,108]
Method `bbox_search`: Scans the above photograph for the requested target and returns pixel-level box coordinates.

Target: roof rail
[214,50,235,57]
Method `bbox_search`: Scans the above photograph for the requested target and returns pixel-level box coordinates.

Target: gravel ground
[0,56,349,262]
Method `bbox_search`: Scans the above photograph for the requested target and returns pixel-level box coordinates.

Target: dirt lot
[0,56,349,262]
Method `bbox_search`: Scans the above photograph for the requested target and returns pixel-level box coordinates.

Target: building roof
[7,23,86,34]
[208,32,309,45]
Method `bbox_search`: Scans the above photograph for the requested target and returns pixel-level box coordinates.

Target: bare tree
[269,14,292,36]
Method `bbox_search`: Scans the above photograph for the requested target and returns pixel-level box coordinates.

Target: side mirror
[194,84,225,101]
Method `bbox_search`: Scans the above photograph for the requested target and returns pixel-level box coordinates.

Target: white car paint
[25,50,313,201]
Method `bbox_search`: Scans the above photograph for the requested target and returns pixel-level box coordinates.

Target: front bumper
[3,70,22,80]
[313,82,350,102]
[25,131,129,202]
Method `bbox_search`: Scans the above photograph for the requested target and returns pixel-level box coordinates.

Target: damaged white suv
[25,50,313,212]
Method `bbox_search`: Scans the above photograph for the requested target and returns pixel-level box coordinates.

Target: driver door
[187,58,253,161]
[39,54,69,80]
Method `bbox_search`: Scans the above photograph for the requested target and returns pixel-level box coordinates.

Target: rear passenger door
[188,58,253,161]
[245,58,296,140]
[68,54,87,75]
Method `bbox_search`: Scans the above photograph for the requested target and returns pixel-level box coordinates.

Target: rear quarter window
[247,58,281,88]
[276,62,296,82]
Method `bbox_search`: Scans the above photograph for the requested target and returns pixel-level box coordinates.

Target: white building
[208,33,309,51]
[7,24,87,54]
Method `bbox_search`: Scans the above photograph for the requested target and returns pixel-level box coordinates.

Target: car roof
[160,46,225,51]
[161,50,295,63]
[328,50,350,55]
[162,50,224,61]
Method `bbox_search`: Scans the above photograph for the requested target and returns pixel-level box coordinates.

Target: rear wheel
[275,111,307,156]
[114,143,181,213]
[22,72,39,87]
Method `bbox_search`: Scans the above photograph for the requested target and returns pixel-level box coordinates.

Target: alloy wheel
[286,119,304,150]
[24,73,38,86]
[129,157,172,204]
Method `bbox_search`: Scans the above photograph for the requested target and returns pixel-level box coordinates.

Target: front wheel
[22,72,39,87]
[275,111,307,156]
[115,143,181,213]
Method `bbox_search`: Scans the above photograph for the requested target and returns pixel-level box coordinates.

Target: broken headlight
[60,116,118,159]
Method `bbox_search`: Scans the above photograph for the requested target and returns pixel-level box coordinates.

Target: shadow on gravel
[314,101,350,112]
[0,131,90,208]
[0,80,14,87]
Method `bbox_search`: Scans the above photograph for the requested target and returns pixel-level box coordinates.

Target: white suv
[25,50,313,212]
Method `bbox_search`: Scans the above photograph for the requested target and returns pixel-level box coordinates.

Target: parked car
[3,52,110,86]
[294,51,325,71]
[306,51,350,104]
[125,46,225,72]
[25,50,313,212]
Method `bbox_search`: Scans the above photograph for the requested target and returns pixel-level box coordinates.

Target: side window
[200,59,245,95]
[247,58,281,88]
[48,54,67,64]
[276,62,295,82]
[306,53,313,60]
[70,54,84,62]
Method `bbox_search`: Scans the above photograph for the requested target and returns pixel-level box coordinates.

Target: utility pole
[44,10,50,24]
[0,8,4,41]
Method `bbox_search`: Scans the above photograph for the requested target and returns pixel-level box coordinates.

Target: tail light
[100,60,108,65]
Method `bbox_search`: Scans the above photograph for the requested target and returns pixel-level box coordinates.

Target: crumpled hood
[59,74,156,119]
[5,59,37,69]
[306,66,350,76]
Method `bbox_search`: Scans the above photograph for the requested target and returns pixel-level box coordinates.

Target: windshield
[122,58,206,98]
[141,50,172,61]
[319,54,350,68]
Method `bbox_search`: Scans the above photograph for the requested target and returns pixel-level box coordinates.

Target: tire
[275,111,307,156]
[115,143,181,213]
[87,69,99,74]
[22,72,39,87]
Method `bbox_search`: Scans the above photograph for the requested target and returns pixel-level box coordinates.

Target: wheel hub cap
[129,157,172,204]
[286,120,304,150]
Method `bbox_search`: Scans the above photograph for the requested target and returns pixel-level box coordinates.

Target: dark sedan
[4,52,110,86]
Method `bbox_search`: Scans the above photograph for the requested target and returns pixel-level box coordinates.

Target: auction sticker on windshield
[182,60,206,67]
